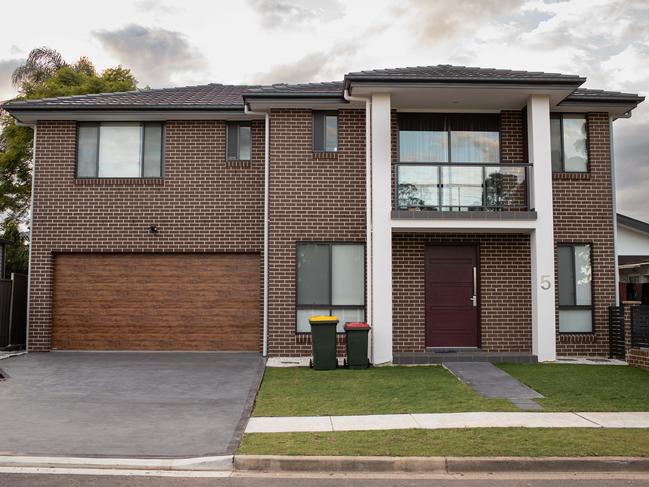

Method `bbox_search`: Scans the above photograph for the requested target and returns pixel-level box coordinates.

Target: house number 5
[540,275,552,290]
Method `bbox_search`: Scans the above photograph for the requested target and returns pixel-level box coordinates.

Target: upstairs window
[398,113,500,163]
[296,243,365,333]
[313,111,338,152]
[227,122,252,161]
[557,244,593,333]
[77,122,163,178]
[551,114,588,172]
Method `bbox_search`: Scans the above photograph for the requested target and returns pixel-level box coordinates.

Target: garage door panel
[52,253,261,351]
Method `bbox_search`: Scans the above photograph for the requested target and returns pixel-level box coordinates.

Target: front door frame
[424,243,482,349]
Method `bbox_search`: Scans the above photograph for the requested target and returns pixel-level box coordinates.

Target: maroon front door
[425,245,479,348]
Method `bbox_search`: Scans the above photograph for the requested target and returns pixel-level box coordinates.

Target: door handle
[471,266,477,307]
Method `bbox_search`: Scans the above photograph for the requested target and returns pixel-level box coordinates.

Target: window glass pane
[562,115,588,172]
[441,166,483,210]
[559,309,592,333]
[397,165,439,209]
[574,244,592,306]
[313,112,325,151]
[227,123,239,160]
[450,131,499,163]
[142,123,162,177]
[98,123,142,177]
[399,131,448,162]
[297,244,330,305]
[239,125,251,160]
[558,246,575,306]
[77,125,98,177]
[297,308,330,333]
[332,245,364,306]
[325,115,338,152]
[332,308,365,333]
[551,116,562,171]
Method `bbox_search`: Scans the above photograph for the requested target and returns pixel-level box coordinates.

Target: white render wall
[527,95,557,362]
[618,225,649,256]
[369,93,393,364]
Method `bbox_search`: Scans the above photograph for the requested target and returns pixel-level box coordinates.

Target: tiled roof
[564,88,645,103]
[344,65,585,85]
[2,84,258,110]
[243,82,343,98]
[2,65,644,111]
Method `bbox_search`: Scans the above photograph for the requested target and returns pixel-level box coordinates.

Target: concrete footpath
[246,412,649,433]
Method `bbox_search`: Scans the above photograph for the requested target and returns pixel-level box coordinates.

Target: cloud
[134,0,180,15]
[394,0,524,43]
[93,24,205,87]
[0,58,21,102]
[247,0,344,29]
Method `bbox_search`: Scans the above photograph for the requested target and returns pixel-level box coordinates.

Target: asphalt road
[2,474,649,487]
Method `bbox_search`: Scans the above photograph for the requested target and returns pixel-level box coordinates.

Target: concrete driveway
[0,352,264,458]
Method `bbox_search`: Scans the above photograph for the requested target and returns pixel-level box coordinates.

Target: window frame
[312,110,339,153]
[295,241,366,334]
[551,113,589,173]
[396,113,502,164]
[557,243,594,334]
[226,121,252,161]
[75,121,165,179]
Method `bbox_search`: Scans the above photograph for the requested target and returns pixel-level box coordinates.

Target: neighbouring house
[617,213,649,305]
[2,65,645,363]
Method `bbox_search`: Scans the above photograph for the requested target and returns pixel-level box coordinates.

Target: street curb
[0,454,234,471]
[234,455,649,473]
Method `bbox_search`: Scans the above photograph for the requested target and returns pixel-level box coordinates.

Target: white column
[370,93,393,364]
[527,95,557,362]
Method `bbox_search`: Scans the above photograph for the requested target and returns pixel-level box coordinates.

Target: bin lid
[309,315,339,324]
[344,322,370,330]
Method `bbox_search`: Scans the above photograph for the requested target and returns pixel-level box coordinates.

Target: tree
[0,47,137,273]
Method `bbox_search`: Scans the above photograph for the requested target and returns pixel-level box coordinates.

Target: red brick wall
[552,113,616,356]
[628,348,649,371]
[267,109,366,356]
[393,233,532,353]
[29,120,265,351]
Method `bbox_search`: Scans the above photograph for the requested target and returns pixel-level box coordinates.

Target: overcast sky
[0,0,647,221]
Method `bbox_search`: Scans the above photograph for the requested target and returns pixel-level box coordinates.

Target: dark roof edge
[2,104,245,112]
[242,92,344,99]
[343,76,586,90]
[618,213,649,235]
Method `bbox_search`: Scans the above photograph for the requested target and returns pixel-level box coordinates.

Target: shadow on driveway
[0,352,265,458]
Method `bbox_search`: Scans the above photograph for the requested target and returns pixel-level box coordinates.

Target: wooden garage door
[52,253,261,351]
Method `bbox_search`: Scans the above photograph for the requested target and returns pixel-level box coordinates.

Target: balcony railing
[394,162,532,212]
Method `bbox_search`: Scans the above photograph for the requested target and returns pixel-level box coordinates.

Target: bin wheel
[309,359,313,369]
[343,359,348,369]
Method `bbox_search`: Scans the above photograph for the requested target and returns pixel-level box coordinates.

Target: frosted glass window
[332,245,364,306]
[313,111,338,152]
[559,309,593,333]
[98,123,142,177]
[77,125,98,177]
[296,243,365,333]
[551,114,588,172]
[558,244,592,333]
[142,123,162,177]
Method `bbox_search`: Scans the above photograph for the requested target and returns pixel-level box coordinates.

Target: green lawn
[253,366,513,416]
[499,364,649,411]
[239,428,649,457]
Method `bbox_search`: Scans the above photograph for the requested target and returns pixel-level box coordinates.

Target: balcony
[393,162,532,218]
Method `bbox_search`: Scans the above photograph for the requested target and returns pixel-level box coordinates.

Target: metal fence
[631,305,649,349]
[608,305,626,359]
[0,273,27,349]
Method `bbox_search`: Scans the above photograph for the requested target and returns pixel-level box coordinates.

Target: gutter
[15,120,36,352]
[245,105,270,357]
[343,89,373,360]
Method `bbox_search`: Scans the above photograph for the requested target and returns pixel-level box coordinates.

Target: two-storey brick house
[3,65,643,363]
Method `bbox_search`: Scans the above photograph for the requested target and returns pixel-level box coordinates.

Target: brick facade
[552,113,616,356]
[393,233,532,353]
[267,109,366,357]
[29,120,265,351]
[628,348,649,371]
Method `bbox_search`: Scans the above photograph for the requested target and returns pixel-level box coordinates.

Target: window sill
[553,172,591,181]
[558,333,596,343]
[312,151,338,160]
[74,178,164,186]
[226,160,252,168]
